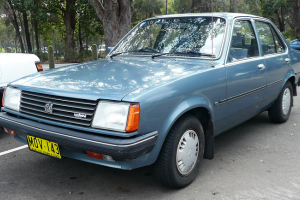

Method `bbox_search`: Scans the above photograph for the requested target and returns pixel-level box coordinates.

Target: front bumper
[0,112,158,162]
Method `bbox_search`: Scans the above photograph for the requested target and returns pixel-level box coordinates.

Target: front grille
[20,91,98,127]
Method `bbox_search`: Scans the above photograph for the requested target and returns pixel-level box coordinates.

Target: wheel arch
[282,70,297,97]
[158,98,215,161]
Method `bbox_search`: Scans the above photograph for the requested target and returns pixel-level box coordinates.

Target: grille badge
[45,101,53,113]
[74,113,87,118]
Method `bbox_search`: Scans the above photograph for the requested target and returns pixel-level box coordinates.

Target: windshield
[112,17,226,58]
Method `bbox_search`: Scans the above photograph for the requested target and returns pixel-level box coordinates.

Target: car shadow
[3,111,284,199]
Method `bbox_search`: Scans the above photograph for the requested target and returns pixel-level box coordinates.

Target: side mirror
[107,47,114,54]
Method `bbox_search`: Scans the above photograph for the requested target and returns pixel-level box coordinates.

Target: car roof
[148,12,266,21]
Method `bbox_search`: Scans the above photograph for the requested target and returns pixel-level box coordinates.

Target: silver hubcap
[282,88,291,116]
[176,130,199,176]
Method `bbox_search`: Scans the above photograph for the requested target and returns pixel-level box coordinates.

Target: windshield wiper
[110,52,125,58]
[173,50,215,57]
[152,52,170,58]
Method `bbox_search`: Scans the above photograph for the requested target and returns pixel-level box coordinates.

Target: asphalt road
[1,95,300,199]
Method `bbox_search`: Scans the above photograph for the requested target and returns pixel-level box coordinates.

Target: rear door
[221,18,266,131]
[254,20,290,106]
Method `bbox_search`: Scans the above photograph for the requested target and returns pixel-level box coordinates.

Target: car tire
[153,114,205,188]
[268,81,293,123]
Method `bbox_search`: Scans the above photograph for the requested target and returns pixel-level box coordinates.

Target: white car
[0,53,43,100]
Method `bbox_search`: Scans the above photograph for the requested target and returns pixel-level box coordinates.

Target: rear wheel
[268,81,293,123]
[154,114,204,188]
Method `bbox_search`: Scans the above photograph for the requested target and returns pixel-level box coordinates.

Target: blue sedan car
[1,13,300,188]
[291,39,300,51]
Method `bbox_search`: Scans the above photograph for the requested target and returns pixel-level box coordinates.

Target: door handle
[285,58,290,63]
[258,64,265,70]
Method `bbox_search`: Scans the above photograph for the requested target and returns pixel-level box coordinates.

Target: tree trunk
[277,7,285,32]
[165,0,168,14]
[291,0,300,37]
[88,0,131,53]
[34,0,41,59]
[180,0,183,13]
[62,0,76,62]
[5,0,25,53]
[230,0,234,12]
[23,11,32,53]
[78,21,84,57]
[190,0,195,13]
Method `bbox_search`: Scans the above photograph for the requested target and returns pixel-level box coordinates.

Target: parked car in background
[1,13,300,188]
[98,44,106,54]
[291,39,300,51]
[0,53,42,102]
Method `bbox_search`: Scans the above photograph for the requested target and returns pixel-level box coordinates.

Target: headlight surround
[92,101,132,132]
[3,87,21,111]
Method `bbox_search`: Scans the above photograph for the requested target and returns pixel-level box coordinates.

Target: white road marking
[0,145,28,156]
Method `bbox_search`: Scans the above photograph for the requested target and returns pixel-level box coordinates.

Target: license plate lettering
[27,135,61,159]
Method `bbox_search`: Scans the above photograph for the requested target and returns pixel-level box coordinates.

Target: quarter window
[255,21,276,55]
[271,27,285,53]
[228,20,259,62]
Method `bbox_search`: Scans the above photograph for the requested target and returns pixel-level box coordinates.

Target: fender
[148,95,215,162]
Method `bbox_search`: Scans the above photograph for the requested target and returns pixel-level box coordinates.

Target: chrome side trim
[224,17,289,66]
[0,115,158,148]
[217,79,283,105]
[267,79,284,87]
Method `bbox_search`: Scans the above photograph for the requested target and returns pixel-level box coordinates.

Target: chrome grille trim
[19,91,97,127]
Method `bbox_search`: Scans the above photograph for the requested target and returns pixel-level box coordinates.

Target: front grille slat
[19,91,98,127]
[22,91,97,105]
[20,105,93,121]
[21,96,95,110]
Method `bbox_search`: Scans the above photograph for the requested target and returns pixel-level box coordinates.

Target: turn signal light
[3,128,16,136]
[35,62,43,72]
[126,104,140,132]
[86,151,103,159]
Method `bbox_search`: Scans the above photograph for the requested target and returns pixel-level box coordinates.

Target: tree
[289,0,300,37]
[3,0,25,52]
[88,0,131,52]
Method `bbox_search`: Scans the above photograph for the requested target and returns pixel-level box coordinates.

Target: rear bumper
[0,112,158,162]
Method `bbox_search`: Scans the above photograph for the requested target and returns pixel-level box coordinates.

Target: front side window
[228,20,259,62]
[255,21,276,55]
[112,17,227,58]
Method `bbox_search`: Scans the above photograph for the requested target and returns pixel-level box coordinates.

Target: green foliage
[41,53,49,62]
[132,0,164,26]
[282,29,299,40]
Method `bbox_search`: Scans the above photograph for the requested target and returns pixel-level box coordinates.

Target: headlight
[3,87,21,111]
[92,101,140,132]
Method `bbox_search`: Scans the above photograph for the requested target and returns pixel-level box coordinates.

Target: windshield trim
[108,16,228,61]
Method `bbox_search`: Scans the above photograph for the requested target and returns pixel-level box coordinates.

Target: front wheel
[153,114,205,188]
[268,81,293,123]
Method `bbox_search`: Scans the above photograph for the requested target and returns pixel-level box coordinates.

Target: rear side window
[255,21,276,55]
[228,20,259,62]
[271,27,285,53]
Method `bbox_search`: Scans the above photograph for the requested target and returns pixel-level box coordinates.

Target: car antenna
[211,0,214,68]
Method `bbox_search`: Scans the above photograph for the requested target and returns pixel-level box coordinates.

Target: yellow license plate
[27,135,61,159]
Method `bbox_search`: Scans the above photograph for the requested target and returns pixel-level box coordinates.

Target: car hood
[10,57,213,101]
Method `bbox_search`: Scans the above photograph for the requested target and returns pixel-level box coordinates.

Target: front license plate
[27,135,61,159]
